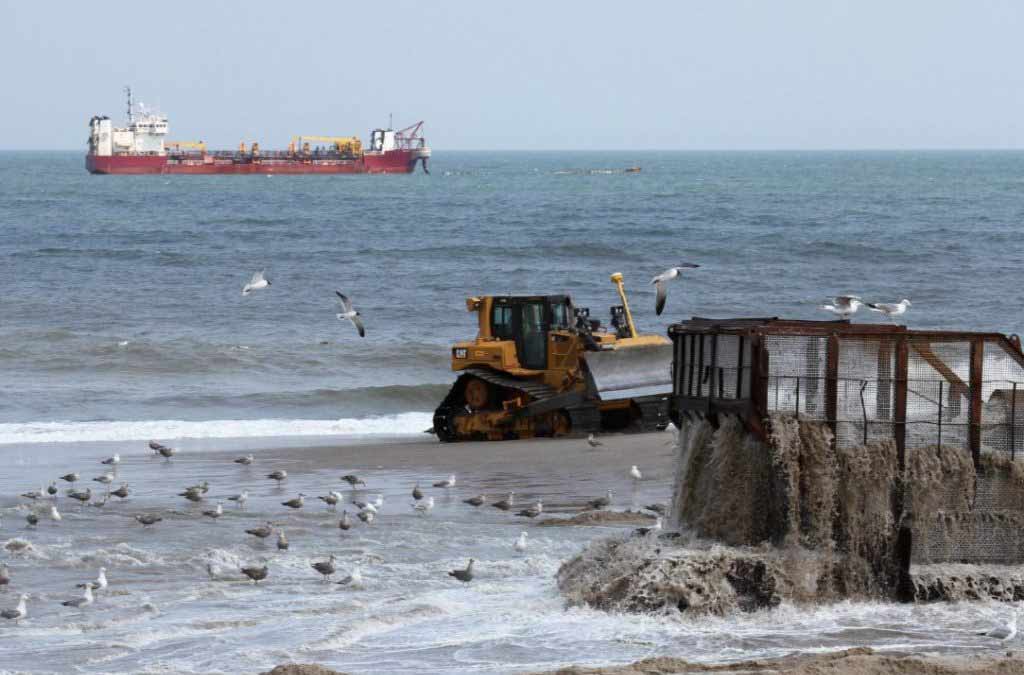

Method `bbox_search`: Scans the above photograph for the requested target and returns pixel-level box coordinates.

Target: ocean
[1,150,1023,673]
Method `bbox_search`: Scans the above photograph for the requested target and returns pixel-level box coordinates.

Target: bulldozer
[432,273,673,442]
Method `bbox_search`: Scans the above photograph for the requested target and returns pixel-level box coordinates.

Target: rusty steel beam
[969,338,984,467]
[894,337,908,471]
[826,333,840,438]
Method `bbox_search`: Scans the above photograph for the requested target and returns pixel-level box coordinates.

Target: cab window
[492,305,514,339]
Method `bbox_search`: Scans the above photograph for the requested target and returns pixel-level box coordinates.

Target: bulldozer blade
[583,344,673,401]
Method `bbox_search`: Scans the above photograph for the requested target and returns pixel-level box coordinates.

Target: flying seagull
[651,263,700,316]
[448,559,475,583]
[867,299,911,323]
[820,295,863,320]
[242,270,270,296]
[335,291,365,337]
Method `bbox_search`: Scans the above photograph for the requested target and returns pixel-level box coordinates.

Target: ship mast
[125,86,133,124]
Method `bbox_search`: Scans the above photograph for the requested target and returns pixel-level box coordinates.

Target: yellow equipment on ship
[165,140,207,152]
[432,273,673,442]
[291,135,363,156]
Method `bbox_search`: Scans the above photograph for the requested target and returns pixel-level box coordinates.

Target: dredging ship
[86,88,430,175]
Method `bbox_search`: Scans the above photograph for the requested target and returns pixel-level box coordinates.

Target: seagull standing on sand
[980,610,1019,641]
[651,263,700,316]
[67,488,91,508]
[433,474,456,489]
[277,529,289,551]
[636,517,664,536]
[242,270,270,296]
[62,584,94,609]
[59,473,79,484]
[630,465,643,482]
[463,494,485,507]
[335,291,366,337]
[412,483,424,500]
[93,473,115,493]
[514,532,529,553]
[101,454,120,467]
[587,490,614,510]
[135,514,162,527]
[336,566,363,588]
[341,474,366,489]
[281,494,305,509]
[267,470,287,485]
[241,564,269,584]
[1,594,28,622]
[245,523,275,541]
[111,483,130,499]
[586,433,602,448]
[25,512,38,527]
[0,563,10,589]
[202,502,224,519]
[20,486,44,500]
[516,499,543,518]
[492,492,515,511]
[48,504,61,522]
[234,454,255,466]
[867,299,911,323]
[77,568,108,592]
[357,510,376,525]
[158,445,177,461]
[820,295,863,320]
[228,490,249,508]
[448,559,475,583]
[47,481,58,497]
[319,492,340,509]
[311,554,337,582]
[338,510,353,530]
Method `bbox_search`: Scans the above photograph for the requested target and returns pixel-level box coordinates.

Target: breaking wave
[0,412,433,445]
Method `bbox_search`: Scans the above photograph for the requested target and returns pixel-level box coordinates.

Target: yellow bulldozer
[432,273,673,442]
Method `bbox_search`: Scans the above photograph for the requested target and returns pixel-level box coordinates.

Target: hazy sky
[2,1,1022,150]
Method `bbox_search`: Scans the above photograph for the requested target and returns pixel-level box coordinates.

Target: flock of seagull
[819,295,912,322]
[0,437,659,624]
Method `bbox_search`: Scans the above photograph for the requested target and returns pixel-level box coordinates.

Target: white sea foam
[0,412,433,445]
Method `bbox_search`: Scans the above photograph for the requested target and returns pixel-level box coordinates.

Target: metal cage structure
[669,318,1024,466]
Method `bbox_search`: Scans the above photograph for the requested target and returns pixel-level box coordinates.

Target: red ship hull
[86,150,423,175]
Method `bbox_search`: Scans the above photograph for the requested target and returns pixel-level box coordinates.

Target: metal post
[795,376,801,420]
[859,380,869,445]
[894,338,908,472]
[1011,382,1017,461]
[826,334,840,437]
[937,380,943,452]
[736,336,745,399]
[969,339,984,468]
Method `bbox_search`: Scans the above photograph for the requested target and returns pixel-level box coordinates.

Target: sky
[1,1,1022,150]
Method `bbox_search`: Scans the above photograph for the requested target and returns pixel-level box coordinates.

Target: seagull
[0,563,9,589]
[228,490,248,508]
[586,433,602,448]
[338,510,353,530]
[335,291,366,337]
[636,517,664,536]
[20,486,44,500]
[25,512,38,527]
[412,496,435,515]
[77,568,108,592]
[242,270,270,296]
[202,502,224,519]
[178,488,203,503]
[67,488,91,506]
[513,532,529,553]
[158,445,177,461]
[357,510,376,525]
[867,299,911,323]
[111,483,130,499]
[587,490,614,510]
[318,492,340,509]
[62,584,94,609]
[341,474,365,488]
[645,503,667,515]
[980,610,1018,641]
[491,493,516,510]
[267,470,288,485]
[651,263,700,316]
[463,494,485,507]
[101,453,120,466]
[189,480,211,494]
[59,473,79,483]
[311,554,337,582]
[245,523,275,540]
[148,440,168,456]
[352,499,377,513]
[46,481,58,496]
[630,465,643,482]
[241,564,269,585]
[433,474,456,489]
[516,500,543,518]
[281,494,305,509]
[448,559,475,583]
[93,473,115,490]
[135,514,162,527]
[234,454,255,466]
[48,505,61,522]
[820,295,863,320]
[1,594,28,622]
[276,529,289,551]
[412,483,424,500]
[90,496,109,508]
[336,565,363,588]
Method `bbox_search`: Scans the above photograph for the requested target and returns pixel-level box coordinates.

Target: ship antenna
[389,112,393,130]
[125,85,133,123]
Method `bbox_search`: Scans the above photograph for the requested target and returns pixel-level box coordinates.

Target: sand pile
[561,413,1024,614]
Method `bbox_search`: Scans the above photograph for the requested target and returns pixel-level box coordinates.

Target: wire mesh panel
[981,338,1024,459]
[765,334,828,418]
[836,337,896,449]
[905,338,971,453]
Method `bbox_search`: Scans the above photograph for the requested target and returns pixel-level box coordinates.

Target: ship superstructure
[86,88,430,175]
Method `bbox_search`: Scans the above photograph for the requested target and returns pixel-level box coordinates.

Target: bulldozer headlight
[454,348,468,359]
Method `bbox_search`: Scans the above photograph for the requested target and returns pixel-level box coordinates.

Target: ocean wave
[0,412,433,445]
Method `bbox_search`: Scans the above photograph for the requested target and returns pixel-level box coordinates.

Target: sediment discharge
[558,414,1024,614]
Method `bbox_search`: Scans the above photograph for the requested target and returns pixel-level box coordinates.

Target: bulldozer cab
[489,295,572,370]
